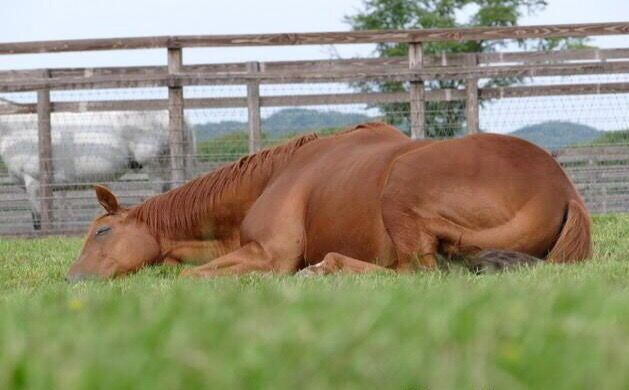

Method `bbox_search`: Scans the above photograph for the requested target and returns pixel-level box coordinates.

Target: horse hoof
[180,269,196,278]
[296,261,332,277]
[295,268,317,277]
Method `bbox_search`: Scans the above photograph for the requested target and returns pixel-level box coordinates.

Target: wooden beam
[477,47,629,65]
[0,97,36,114]
[4,60,629,92]
[465,54,479,134]
[482,82,629,98]
[246,62,262,153]
[261,92,411,106]
[3,82,629,117]
[409,42,425,139]
[1,22,628,54]
[4,48,629,83]
[37,70,53,231]
[167,48,185,187]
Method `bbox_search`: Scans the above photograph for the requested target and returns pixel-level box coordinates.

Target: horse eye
[96,226,112,236]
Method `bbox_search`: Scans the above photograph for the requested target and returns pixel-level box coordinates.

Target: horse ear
[94,185,119,214]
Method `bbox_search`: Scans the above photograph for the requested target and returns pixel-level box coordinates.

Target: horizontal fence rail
[3,60,629,93]
[1,22,629,54]
[4,83,629,115]
[4,47,629,82]
[1,21,629,235]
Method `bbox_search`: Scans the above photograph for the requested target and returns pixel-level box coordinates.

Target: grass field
[1,215,628,389]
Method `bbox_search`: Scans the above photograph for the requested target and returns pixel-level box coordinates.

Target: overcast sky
[2,0,629,132]
[2,0,628,69]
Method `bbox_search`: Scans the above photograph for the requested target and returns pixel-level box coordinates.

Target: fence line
[4,48,629,83]
[4,60,629,93]
[1,22,628,54]
[1,21,629,234]
[3,83,629,115]
[36,70,53,231]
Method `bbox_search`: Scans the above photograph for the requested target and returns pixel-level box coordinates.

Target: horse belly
[304,195,396,266]
[302,163,397,266]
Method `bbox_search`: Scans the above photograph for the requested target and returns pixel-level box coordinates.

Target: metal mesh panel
[481,75,629,214]
[1,73,628,235]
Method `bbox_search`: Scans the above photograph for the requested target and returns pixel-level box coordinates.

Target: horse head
[66,185,160,281]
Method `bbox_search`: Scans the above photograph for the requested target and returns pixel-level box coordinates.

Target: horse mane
[128,132,321,238]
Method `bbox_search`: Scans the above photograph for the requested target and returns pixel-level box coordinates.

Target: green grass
[1,215,628,389]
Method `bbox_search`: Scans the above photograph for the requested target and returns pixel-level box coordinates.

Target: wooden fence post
[465,53,480,134]
[37,70,54,231]
[167,48,185,187]
[246,61,262,153]
[409,43,425,139]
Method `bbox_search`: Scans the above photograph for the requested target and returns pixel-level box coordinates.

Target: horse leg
[180,241,297,277]
[383,215,440,270]
[162,256,181,266]
[163,239,238,265]
[381,202,441,270]
[31,212,41,231]
[413,231,439,269]
[24,174,42,230]
[297,252,393,276]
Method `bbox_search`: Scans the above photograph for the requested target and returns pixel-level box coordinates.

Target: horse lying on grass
[66,122,591,281]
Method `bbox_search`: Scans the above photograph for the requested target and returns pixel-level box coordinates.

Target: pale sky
[2,0,629,133]
[2,0,628,69]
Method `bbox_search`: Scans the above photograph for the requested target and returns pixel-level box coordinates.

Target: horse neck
[128,133,318,242]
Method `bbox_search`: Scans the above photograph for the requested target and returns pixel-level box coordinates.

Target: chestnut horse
[66,123,591,280]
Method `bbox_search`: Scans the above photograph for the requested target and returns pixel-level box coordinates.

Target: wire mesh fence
[1,73,629,235]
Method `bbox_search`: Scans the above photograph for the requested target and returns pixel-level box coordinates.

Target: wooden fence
[1,21,629,233]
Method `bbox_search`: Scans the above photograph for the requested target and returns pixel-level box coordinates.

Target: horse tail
[464,249,542,274]
[463,198,592,273]
[546,199,592,263]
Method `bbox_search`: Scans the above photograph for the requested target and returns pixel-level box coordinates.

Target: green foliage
[589,129,629,146]
[197,131,251,162]
[183,120,629,164]
[0,215,628,388]
[197,127,346,162]
[345,0,589,137]
[192,120,245,143]
[261,109,368,136]
[193,109,370,143]
[510,121,600,149]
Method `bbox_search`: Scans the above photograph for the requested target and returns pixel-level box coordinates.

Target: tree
[345,0,588,137]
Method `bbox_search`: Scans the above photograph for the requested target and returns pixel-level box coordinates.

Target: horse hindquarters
[382,185,568,267]
[380,136,585,268]
[460,198,591,271]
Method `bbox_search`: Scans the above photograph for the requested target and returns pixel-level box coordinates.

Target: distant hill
[194,108,371,142]
[510,121,600,149]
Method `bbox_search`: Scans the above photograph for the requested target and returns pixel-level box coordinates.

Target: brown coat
[67,123,591,280]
